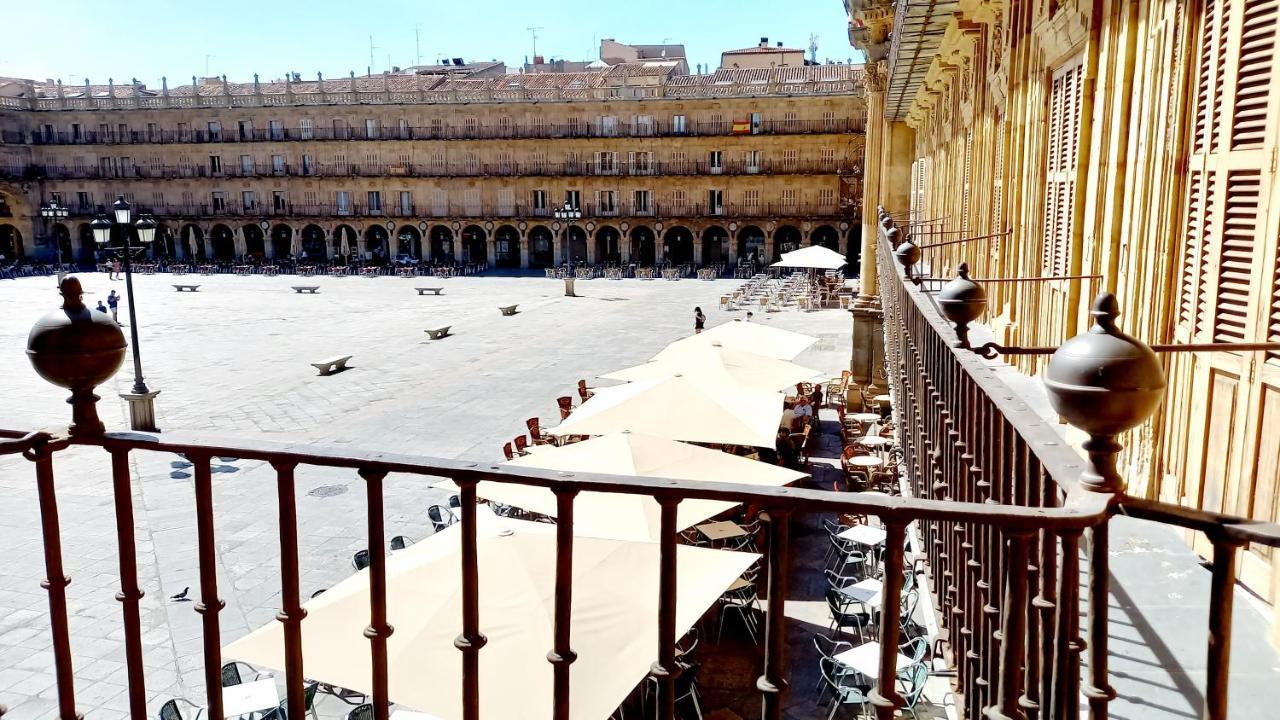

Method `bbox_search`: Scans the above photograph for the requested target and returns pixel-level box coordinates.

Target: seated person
[791,397,814,430]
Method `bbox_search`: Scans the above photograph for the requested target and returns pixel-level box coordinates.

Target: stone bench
[291,286,320,294]
[310,355,352,376]
[498,304,519,316]
[172,284,200,292]
[415,287,445,296]
[424,326,452,340]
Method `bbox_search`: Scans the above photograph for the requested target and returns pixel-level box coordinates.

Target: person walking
[694,306,706,334]
[110,258,121,281]
[107,290,119,322]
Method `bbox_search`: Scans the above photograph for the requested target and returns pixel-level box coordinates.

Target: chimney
[759,37,768,47]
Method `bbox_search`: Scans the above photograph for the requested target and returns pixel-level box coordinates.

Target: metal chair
[812,634,855,704]
[825,589,872,642]
[344,704,375,720]
[556,395,575,420]
[389,535,413,551]
[899,662,930,719]
[513,435,529,455]
[261,682,319,720]
[220,661,260,687]
[502,442,514,461]
[158,698,203,720]
[717,586,760,643]
[351,549,370,571]
[427,505,452,533]
[818,657,871,720]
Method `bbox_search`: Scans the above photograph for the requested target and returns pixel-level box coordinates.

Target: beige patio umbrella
[223,514,756,720]
[661,320,818,361]
[770,244,848,270]
[601,342,824,393]
[441,432,804,541]
[548,375,783,447]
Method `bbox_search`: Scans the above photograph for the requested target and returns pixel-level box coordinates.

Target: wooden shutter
[1179,171,1204,330]
[991,118,1005,235]
[1214,170,1261,342]
[1043,59,1084,277]
[1231,1,1278,148]
[961,130,973,236]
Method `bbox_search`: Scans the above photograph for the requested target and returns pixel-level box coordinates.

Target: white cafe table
[836,577,883,606]
[846,456,884,469]
[850,413,882,424]
[698,520,748,541]
[222,677,280,718]
[856,435,891,448]
[838,524,888,547]
[832,641,913,680]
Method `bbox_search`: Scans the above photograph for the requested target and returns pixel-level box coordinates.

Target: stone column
[553,231,563,266]
[693,239,703,267]
[585,229,597,265]
[858,61,887,303]
[519,232,530,269]
[621,233,631,264]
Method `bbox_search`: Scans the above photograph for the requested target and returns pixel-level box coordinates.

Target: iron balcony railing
[18,117,865,146]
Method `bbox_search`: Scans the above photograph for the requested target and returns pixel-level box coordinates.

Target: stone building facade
[848,0,1280,635]
[0,63,865,270]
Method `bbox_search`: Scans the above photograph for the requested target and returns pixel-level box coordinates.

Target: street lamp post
[40,200,70,264]
[553,201,581,296]
[91,195,161,432]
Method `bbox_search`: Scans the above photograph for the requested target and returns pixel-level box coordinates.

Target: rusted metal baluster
[1033,523,1057,719]
[651,498,681,720]
[31,444,81,720]
[870,521,908,720]
[759,510,792,720]
[1204,535,1240,720]
[273,461,307,719]
[360,468,394,720]
[191,453,225,720]
[453,477,487,720]
[549,488,580,720]
[1084,523,1115,720]
[1051,529,1082,719]
[108,448,146,718]
[991,530,1033,720]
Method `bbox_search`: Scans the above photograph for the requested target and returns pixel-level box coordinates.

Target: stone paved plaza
[0,272,854,719]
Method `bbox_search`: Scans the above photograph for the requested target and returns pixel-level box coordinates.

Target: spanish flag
[731,118,752,135]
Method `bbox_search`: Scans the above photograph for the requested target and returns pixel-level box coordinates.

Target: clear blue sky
[0,0,859,86]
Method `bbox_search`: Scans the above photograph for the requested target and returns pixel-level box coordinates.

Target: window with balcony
[336,191,352,215]
[272,155,286,174]
[783,111,797,131]
[531,152,547,174]
[367,191,382,213]
[464,189,481,215]
[146,122,158,141]
[268,120,283,141]
[672,115,687,134]
[176,122,189,140]
[119,157,132,176]
[672,189,688,211]
[239,155,255,174]
[73,156,86,174]
[743,189,760,209]
[780,189,799,209]
[365,119,380,140]
[150,191,164,209]
[599,115,618,137]
[822,110,837,131]
[41,123,55,141]
[98,123,111,141]
[532,190,548,214]
[463,116,479,138]
[431,189,448,216]
[497,152,514,174]
[430,153,445,172]
[818,188,836,209]
[565,152,581,174]
[211,191,226,211]
[302,191,317,212]
[242,191,256,210]
[71,123,83,142]
[76,192,91,211]
[99,157,113,177]
[335,154,349,174]
[365,153,380,172]
[633,115,654,136]
[463,153,479,174]
[399,191,412,215]
[332,118,346,139]
[565,190,581,210]
[299,118,314,140]
[398,119,410,139]
[745,150,762,173]
[634,190,651,214]
[430,118,444,138]
[709,151,724,174]
[595,151,617,175]
[783,149,798,171]
[301,154,314,176]
[710,114,724,133]
[181,191,194,209]
[273,191,287,212]
[498,189,515,216]
[630,151,653,175]
[708,189,725,215]
[119,123,130,140]
[238,120,253,140]
[209,155,223,174]
[498,116,513,137]
[207,121,221,141]
[820,148,836,169]
[148,156,162,175]
[597,190,618,215]
[567,116,584,137]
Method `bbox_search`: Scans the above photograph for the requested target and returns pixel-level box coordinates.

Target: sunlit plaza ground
[0,272,875,719]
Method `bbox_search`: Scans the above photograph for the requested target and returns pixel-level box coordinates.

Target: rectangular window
[783,111,797,130]
[399,191,413,214]
[498,188,515,215]
[820,148,836,169]
[780,189,798,208]
[211,191,226,211]
[745,150,761,173]
[672,115,687,134]
[633,115,654,136]
[269,120,283,140]
[272,154,286,174]
[207,121,221,141]
[301,154,313,175]
[709,151,723,173]
[299,118,314,140]
[596,151,617,174]
[532,189,548,212]
[365,118,379,139]
[71,123,83,141]
[818,188,836,207]
[336,191,352,214]
[633,190,651,214]
[239,154,255,174]
[273,190,287,212]
[566,190,581,210]
[42,123,55,141]
[118,157,132,176]
[750,112,762,134]
[631,151,652,175]
[367,191,382,213]
[209,155,223,174]
[600,115,618,136]
[598,190,617,214]
[743,190,760,208]
[237,120,252,140]
[783,149,799,171]
[431,189,448,215]
[708,189,724,215]
[464,189,481,214]
[76,191,91,211]
[332,118,346,139]
[241,191,256,210]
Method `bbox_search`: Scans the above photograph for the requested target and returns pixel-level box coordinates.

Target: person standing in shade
[694,306,706,334]
[107,290,119,322]
[110,258,121,281]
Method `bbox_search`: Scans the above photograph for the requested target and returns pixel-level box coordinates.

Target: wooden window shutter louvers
[1230,0,1278,149]
[1214,170,1261,343]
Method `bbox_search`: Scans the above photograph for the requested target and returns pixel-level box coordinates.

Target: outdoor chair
[818,657,871,720]
[527,417,552,445]
[514,435,529,455]
[158,698,203,720]
[717,586,760,643]
[220,661,260,687]
[389,535,413,551]
[261,681,319,720]
[826,589,872,642]
[352,549,370,571]
[827,536,870,578]
[822,518,851,564]
[448,494,462,513]
[345,704,375,720]
[673,661,704,720]
[427,505,452,533]
[675,627,700,663]
[556,396,575,420]
[577,378,595,401]
[812,634,856,704]
[503,442,514,461]
[898,662,930,719]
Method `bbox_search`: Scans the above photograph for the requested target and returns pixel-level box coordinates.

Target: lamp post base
[120,389,161,433]
[563,277,577,297]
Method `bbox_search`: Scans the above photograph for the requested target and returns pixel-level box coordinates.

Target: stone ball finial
[894,235,920,279]
[27,277,127,437]
[937,262,987,348]
[1044,293,1167,493]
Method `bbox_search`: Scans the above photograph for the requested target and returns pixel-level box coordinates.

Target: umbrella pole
[651,499,681,720]
[360,468,394,720]
[550,490,580,720]
[455,479,488,720]
[758,510,793,720]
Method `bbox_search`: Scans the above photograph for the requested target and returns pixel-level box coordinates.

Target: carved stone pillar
[858,61,887,303]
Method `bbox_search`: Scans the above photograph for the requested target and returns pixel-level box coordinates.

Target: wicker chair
[556,396,575,420]
[514,435,530,456]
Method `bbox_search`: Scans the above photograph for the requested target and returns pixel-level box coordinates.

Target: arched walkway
[301,224,327,260]
[662,226,694,265]
[812,225,840,251]
[155,224,176,259]
[595,226,622,265]
[528,226,554,268]
[774,225,801,262]
[271,224,293,259]
[242,224,266,259]
[0,224,24,259]
[365,225,390,263]
[430,226,455,263]
[566,226,587,264]
[737,225,766,269]
[51,223,73,264]
[629,226,656,267]
[461,225,487,264]
[702,226,729,266]
[333,224,358,260]
[209,224,235,261]
[494,225,521,268]
[396,226,422,259]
